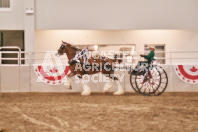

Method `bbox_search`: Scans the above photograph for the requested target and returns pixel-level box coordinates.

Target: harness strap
[69,47,89,75]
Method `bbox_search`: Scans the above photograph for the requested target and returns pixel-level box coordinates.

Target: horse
[56,41,124,95]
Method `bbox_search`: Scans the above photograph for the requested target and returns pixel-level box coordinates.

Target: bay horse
[56,41,124,95]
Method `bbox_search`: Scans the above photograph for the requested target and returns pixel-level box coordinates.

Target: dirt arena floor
[0,92,198,132]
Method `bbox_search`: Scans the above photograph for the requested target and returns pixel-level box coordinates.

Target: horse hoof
[81,92,91,96]
[103,88,110,93]
[103,84,113,93]
[113,91,124,95]
[68,86,72,90]
[64,81,71,89]
[64,84,71,89]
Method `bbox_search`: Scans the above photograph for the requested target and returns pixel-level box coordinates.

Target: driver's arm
[141,51,154,60]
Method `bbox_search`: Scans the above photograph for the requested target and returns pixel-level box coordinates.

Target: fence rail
[0,46,198,93]
[0,48,198,66]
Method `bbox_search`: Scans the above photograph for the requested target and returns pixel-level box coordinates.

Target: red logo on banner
[174,65,198,84]
[34,65,70,85]
[33,51,70,85]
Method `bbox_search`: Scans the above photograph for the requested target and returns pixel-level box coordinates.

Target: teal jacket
[143,51,155,62]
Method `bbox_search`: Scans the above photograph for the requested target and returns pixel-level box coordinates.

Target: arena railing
[0,48,198,93]
[0,46,21,65]
[28,50,198,92]
[1,49,197,66]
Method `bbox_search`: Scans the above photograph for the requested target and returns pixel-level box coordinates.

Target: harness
[69,47,89,74]
[67,46,114,74]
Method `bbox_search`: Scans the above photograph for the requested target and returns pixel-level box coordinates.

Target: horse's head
[56,41,68,57]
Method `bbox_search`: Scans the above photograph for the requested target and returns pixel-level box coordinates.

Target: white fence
[0,46,198,93]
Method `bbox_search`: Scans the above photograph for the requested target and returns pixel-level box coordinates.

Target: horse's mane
[70,45,81,51]
[63,41,81,51]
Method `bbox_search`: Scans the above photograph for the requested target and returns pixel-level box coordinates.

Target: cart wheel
[130,65,168,96]
[151,66,168,96]
[130,72,139,93]
[135,66,161,96]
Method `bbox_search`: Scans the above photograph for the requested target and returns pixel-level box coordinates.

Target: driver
[131,44,155,75]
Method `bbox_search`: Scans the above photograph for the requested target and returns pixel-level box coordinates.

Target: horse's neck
[65,46,78,60]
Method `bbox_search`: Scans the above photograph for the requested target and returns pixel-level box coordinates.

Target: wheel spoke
[131,65,168,96]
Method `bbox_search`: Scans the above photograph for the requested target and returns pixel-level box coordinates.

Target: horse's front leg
[64,72,74,89]
[81,75,91,96]
[74,73,91,96]
[64,78,72,89]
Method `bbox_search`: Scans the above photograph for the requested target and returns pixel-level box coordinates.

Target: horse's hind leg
[102,73,113,93]
[103,81,113,93]
[104,73,124,95]
[111,76,124,95]
[114,80,124,95]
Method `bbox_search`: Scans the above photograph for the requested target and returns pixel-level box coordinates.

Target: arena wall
[1,0,198,30]
[35,30,198,64]
[0,0,197,93]
[1,0,198,53]
[0,0,24,30]
[36,0,198,30]
[0,65,197,93]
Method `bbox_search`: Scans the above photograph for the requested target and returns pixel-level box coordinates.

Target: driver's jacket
[143,51,155,62]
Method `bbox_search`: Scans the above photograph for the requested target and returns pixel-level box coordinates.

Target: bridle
[60,43,66,50]
[58,43,89,66]
[59,43,76,55]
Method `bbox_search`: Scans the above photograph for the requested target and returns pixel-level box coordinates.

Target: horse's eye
[61,45,65,49]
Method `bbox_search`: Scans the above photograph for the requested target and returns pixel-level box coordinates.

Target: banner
[33,51,70,85]
[174,65,198,84]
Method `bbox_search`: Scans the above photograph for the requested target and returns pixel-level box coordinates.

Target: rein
[63,45,89,66]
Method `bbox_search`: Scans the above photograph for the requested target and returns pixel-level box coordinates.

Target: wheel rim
[135,67,161,96]
[130,65,168,96]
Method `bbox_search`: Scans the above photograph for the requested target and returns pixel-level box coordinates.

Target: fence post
[0,46,21,92]
[170,52,173,92]
[0,52,1,92]
[29,52,33,92]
